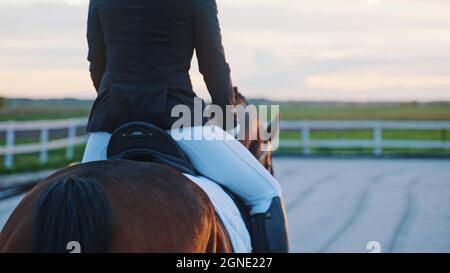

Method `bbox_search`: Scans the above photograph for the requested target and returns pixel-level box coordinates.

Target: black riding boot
[250,197,289,253]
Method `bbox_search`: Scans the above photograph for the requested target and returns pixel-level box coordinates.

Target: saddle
[107,122,196,175]
[107,122,252,236]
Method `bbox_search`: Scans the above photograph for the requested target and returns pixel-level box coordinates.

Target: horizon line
[3,96,450,104]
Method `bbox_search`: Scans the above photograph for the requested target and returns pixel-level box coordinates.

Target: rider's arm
[193,0,235,113]
[87,0,106,92]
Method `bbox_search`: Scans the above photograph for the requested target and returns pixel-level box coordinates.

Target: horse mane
[32,176,112,253]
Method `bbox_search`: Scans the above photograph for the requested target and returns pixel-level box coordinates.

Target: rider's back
[87,0,234,132]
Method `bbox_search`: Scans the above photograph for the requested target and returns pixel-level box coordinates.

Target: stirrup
[250,197,289,253]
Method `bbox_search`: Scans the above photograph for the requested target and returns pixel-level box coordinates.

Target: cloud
[306,74,450,92]
[1,0,450,101]
[0,68,92,99]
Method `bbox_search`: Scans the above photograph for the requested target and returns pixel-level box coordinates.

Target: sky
[1,0,450,102]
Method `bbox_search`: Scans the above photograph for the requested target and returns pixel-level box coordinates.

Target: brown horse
[0,160,232,252]
[0,88,276,253]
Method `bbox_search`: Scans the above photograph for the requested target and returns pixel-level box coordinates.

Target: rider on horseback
[82,0,289,253]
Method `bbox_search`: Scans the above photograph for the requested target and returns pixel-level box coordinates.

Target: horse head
[233,87,277,175]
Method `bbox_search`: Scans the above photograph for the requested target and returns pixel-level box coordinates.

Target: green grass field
[0,101,449,175]
[0,145,85,175]
[280,129,450,141]
[279,102,450,121]
[0,106,90,122]
[1,101,450,122]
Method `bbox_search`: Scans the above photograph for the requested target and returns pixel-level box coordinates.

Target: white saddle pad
[183,174,252,253]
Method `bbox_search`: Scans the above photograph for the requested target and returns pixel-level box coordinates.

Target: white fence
[1,119,450,169]
[279,120,450,155]
[0,118,88,169]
